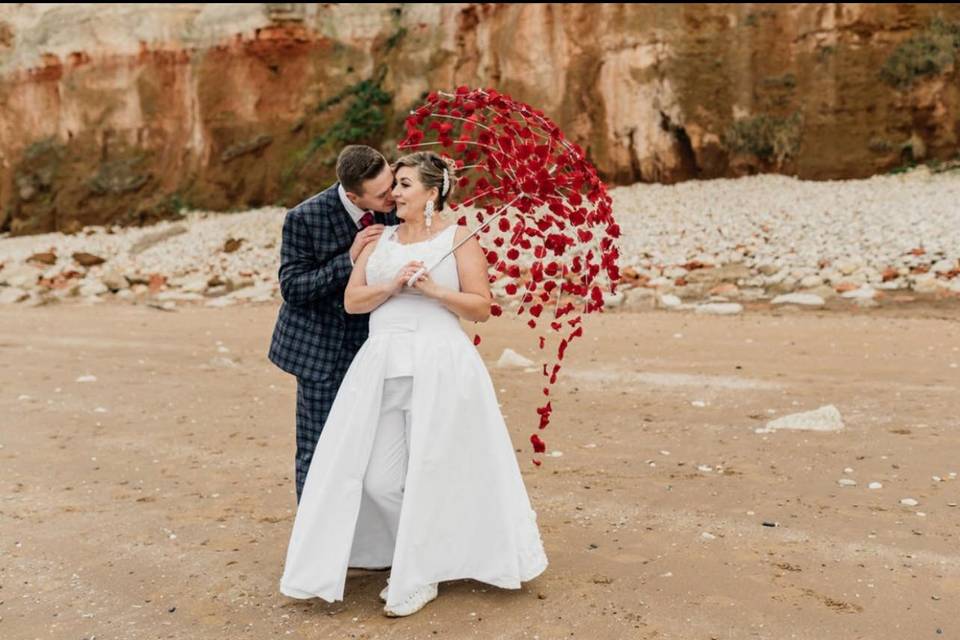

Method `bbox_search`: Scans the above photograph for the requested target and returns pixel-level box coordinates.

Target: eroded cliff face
[1,3,959,235]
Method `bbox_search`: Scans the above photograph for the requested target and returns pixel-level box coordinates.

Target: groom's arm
[277,207,353,307]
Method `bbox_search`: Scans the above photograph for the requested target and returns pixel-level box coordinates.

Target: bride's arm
[344,243,422,315]
[414,226,492,323]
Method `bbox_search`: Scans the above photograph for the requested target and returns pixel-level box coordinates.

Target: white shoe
[379,579,389,603]
[383,583,438,617]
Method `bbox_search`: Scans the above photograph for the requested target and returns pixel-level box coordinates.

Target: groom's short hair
[336,145,388,196]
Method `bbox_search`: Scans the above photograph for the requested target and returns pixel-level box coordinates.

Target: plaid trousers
[294,375,341,503]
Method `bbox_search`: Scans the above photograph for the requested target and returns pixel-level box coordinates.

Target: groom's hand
[349,224,385,263]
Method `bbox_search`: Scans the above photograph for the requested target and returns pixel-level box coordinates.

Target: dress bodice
[364,224,464,376]
[365,224,461,300]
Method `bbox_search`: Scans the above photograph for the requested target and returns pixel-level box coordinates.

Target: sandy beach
[2,302,958,639]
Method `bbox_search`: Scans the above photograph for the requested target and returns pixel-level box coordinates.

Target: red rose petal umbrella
[398,86,622,465]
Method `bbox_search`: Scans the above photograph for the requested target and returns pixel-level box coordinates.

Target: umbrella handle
[405,266,427,288]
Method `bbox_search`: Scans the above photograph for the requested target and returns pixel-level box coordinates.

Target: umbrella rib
[405,194,524,287]
[426,113,496,133]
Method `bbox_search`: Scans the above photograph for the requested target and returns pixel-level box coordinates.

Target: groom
[269,145,399,503]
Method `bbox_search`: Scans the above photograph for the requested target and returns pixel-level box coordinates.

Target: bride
[279,150,548,617]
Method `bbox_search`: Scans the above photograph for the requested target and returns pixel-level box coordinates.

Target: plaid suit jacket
[268,183,397,382]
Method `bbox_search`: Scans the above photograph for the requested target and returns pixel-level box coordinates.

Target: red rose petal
[530,433,546,453]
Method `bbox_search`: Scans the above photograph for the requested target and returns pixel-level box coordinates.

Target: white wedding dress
[279,223,548,609]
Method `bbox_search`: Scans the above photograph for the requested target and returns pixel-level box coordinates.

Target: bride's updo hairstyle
[391,151,457,211]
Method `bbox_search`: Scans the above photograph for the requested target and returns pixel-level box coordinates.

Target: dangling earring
[424,199,434,229]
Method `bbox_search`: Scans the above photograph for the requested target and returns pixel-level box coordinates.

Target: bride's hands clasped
[390,260,426,294]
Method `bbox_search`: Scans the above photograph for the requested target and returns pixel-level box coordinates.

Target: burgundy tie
[358,211,375,229]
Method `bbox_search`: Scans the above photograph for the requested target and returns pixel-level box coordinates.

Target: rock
[27,252,57,266]
[78,281,109,297]
[177,276,209,294]
[226,276,255,291]
[659,294,682,308]
[129,224,189,255]
[223,238,244,253]
[205,285,229,297]
[834,281,859,294]
[900,498,919,507]
[757,263,780,276]
[101,271,129,291]
[841,285,877,299]
[868,482,883,490]
[912,275,943,294]
[800,275,823,289]
[807,285,837,300]
[148,274,167,293]
[708,283,740,296]
[694,302,743,315]
[602,291,625,308]
[0,287,29,304]
[738,287,767,301]
[497,348,535,369]
[72,252,106,267]
[771,293,825,306]
[227,284,274,301]
[1,264,41,288]
[76,375,97,383]
[755,404,844,433]
[837,478,857,487]
[836,260,860,276]
[932,259,957,274]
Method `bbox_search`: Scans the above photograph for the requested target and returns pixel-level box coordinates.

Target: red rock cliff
[1,3,959,234]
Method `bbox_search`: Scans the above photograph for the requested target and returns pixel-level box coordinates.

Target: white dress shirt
[339,183,373,266]
[338,183,369,229]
